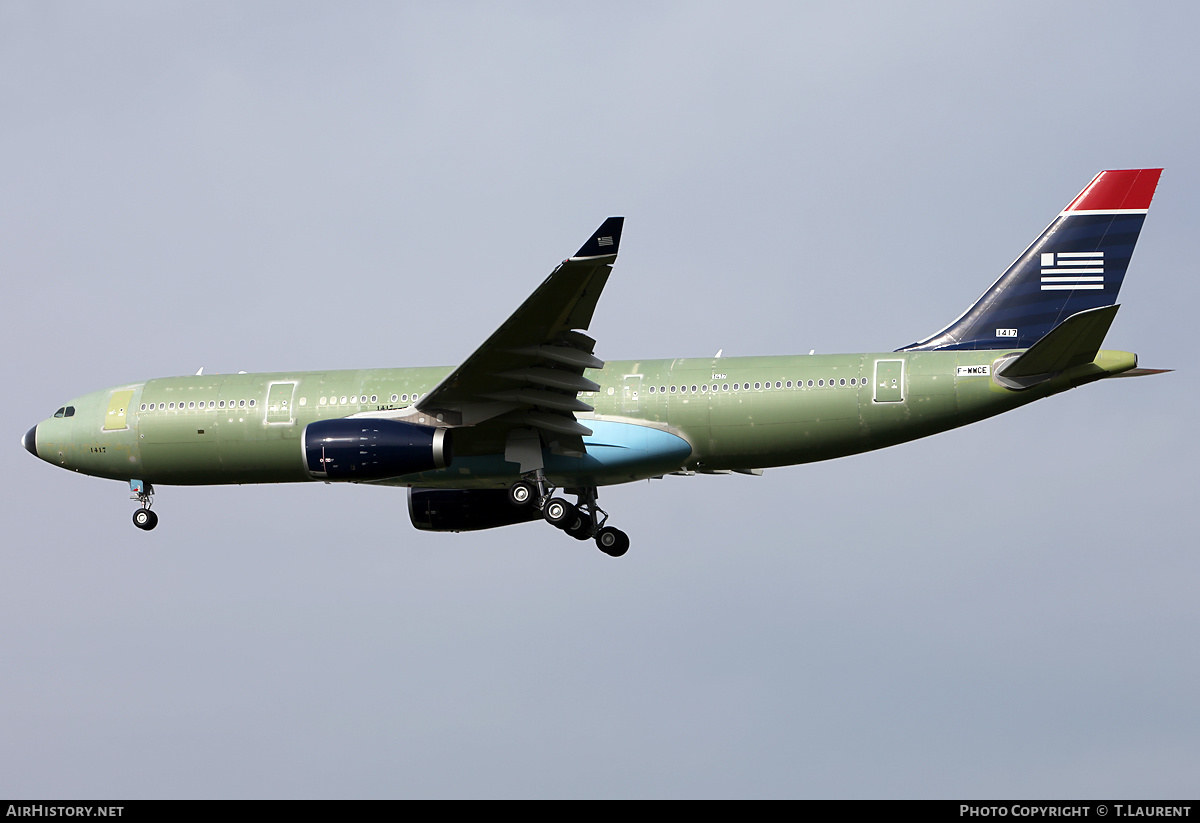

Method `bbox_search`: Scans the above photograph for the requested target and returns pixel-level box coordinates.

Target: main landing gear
[130,479,158,531]
[508,475,629,557]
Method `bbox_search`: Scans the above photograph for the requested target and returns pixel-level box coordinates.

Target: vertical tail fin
[899,169,1161,352]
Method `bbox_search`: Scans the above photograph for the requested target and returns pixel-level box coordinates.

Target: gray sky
[2,1,1198,798]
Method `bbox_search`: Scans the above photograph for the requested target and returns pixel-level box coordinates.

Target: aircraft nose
[22,424,38,458]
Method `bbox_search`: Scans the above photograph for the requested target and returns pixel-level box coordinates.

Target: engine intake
[303,419,451,480]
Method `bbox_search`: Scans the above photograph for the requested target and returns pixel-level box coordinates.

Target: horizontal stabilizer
[995,305,1119,386]
[1104,367,1172,379]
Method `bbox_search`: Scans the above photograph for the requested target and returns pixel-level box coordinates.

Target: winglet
[572,216,624,259]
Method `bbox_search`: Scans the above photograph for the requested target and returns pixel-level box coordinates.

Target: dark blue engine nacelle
[302,418,452,481]
[408,488,542,532]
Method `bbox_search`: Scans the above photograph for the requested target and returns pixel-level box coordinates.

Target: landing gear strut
[130,479,158,531]
[509,475,629,557]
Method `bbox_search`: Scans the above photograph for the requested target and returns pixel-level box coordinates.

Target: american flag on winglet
[597,236,613,246]
[1040,251,1104,290]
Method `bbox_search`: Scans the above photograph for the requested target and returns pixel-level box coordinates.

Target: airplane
[22,169,1167,557]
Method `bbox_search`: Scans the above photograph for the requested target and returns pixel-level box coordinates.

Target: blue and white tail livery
[900,169,1162,352]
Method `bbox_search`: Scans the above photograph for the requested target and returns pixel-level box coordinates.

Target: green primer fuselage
[31,348,1137,489]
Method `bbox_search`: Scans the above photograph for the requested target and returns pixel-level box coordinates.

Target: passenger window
[391,394,398,403]
[249,399,255,407]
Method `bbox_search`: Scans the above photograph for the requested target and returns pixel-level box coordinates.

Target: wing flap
[407,217,622,451]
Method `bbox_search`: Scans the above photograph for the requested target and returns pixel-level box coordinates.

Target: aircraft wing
[410,217,624,456]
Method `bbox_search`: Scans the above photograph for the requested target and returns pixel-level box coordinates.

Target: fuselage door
[873,360,905,403]
[623,374,642,413]
[266,382,297,424]
[103,390,135,431]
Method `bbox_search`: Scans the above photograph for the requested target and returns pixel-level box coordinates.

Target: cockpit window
[65,407,74,417]
[54,407,65,418]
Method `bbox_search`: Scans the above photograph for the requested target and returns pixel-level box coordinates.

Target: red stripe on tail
[1064,168,1162,212]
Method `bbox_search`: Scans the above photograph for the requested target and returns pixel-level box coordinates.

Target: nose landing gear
[130,479,158,531]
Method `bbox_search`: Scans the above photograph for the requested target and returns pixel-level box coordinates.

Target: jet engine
[302,419,451,480]
[408,488,542,532]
